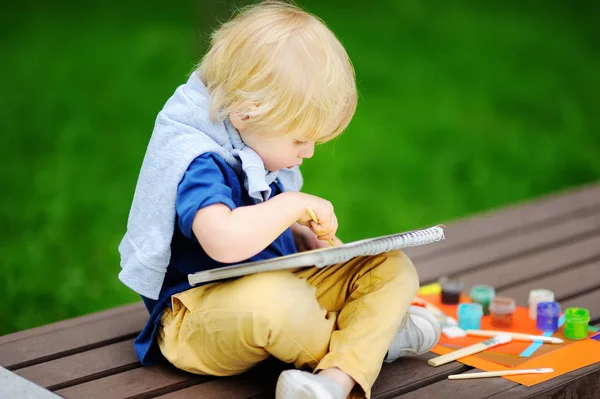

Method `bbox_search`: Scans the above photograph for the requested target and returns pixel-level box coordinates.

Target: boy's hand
[292,223,343,251]
[295,195,338,241]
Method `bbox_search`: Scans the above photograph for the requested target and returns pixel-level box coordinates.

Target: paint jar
[528,289,555,320]
[439,276,463,305]
[536,301,561,332]
[489,296,516,328]
[469,285,495,315]
[458,303,483,330]
[564,308,590,340]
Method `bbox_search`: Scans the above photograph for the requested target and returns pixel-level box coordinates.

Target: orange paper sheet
[417,294,600,386]
[431,339,600,385]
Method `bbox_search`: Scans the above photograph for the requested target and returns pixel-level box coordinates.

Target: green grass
[1,0,599,335]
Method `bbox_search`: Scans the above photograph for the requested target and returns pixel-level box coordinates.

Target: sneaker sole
[407,305,442,354]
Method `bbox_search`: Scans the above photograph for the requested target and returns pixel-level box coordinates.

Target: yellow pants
[157,250,419,399]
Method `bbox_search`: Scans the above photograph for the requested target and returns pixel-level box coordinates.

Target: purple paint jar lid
[537,301,561,317]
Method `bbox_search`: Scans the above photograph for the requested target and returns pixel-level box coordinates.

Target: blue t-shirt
[134,152,298,365]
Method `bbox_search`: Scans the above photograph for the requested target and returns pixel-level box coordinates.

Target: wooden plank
[371,353,469,398]
[0,303,147,370]
[155,353,469,399]
[486,361,600,399]
[0,366,61,399]
[0,302,144,345]
[407,182,600,259]
[55,365,209,399]
[153,358,287,399]
[14,339,139,391]
[414,210,600,283]
[392,368,518,399]
[153,377,267,399]
[499,259,600,306]
[456,233,600,295]
[27,287,598,399]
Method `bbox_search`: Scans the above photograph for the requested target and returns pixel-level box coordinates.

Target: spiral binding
[313,226,445,266]
[188,225,445,285]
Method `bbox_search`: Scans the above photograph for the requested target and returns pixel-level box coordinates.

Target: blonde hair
[196,0,357,142]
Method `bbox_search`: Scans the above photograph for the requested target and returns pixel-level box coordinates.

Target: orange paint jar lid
[490,296,516,314]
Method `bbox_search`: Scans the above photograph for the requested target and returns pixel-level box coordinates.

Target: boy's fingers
[331,213,338,231]
[317,232,336,240]
[310,221,335,237]
[309,221,323,233]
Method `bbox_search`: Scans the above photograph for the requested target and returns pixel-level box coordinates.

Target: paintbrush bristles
[428,334,512,367]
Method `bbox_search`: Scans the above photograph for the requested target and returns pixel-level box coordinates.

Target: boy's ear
[229,103,251,130]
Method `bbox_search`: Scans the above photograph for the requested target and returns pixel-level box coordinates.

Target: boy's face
[240,128,315,172]
[231,115,315,172]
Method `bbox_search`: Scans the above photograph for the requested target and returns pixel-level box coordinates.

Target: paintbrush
[465,330,564,344]
[306,207,335,246]
[448,368,554,380]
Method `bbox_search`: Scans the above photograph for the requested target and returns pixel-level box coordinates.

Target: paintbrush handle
[305,207,335,246]
[465,330,563,344]
[448,369,553,380]
[428,342,489,367]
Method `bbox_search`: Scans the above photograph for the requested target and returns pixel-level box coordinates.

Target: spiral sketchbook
[188,225,445,285]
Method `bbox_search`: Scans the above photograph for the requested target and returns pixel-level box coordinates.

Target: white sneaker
[275,369,346,399]
[384,305,441,362]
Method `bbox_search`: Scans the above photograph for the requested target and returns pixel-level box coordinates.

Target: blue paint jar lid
[458,302,483,318]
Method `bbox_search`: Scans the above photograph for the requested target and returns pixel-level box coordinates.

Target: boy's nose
[301,143,315,159]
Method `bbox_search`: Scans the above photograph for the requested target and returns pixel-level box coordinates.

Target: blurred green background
[1,0,599,335]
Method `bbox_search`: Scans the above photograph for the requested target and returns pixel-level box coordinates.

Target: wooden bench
[2,182,600,398]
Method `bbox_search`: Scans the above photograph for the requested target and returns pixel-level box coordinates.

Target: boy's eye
[294,140,308,145]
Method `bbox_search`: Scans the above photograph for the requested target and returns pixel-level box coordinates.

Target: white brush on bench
[448,368,554,380]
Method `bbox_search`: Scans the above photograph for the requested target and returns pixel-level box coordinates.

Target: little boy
[118,1,440,398]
